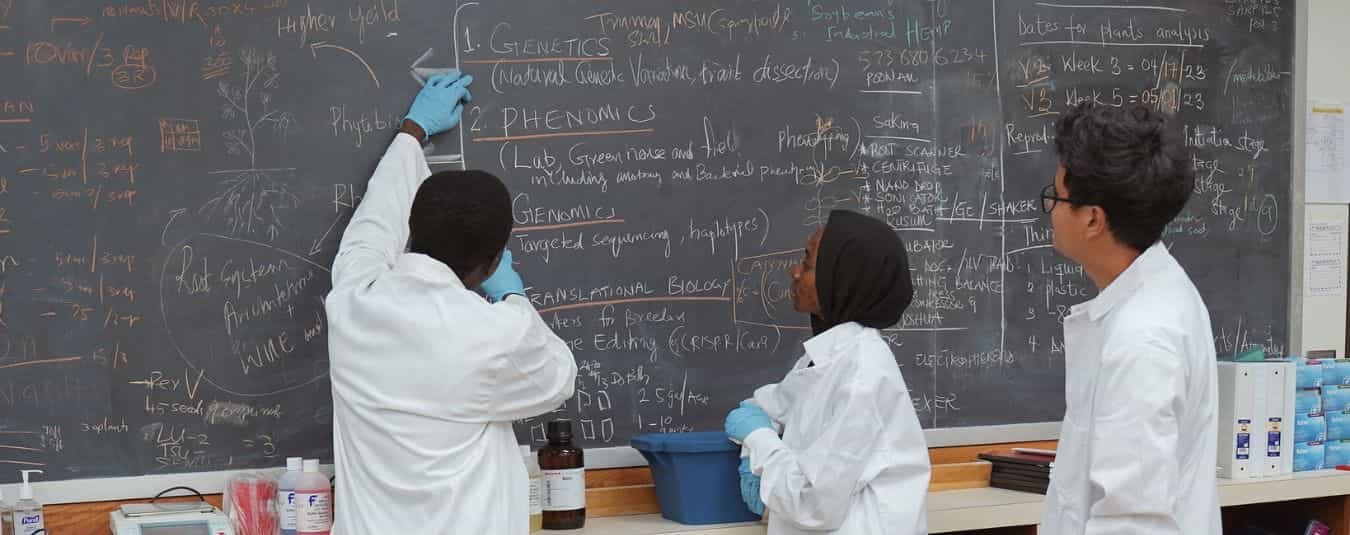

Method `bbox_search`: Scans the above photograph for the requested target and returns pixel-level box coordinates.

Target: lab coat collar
[395,252,465,288]
[1071,242,1171,323]
[802,321,864,367]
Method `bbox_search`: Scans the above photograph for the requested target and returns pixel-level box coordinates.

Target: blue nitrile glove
[724,400,773,443]
[480,250,524,302]
[406,70,474,140]
[738,457,765,516]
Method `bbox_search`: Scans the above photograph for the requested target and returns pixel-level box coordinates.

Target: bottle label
[279,490,298,530]
[1236,419,1251,460]
[18,512,44,535]
[543,468,585,511]
[1268,417,1283,457]
[295,491,332,532]
[529,477,543,515]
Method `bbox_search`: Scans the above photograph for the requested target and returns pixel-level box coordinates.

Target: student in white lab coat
[724,210,931,535]
[325,71,577,534]
[1039,102,1220,534]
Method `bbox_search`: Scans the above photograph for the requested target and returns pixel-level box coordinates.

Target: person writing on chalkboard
[1038,102,1220,534]
[324,71,578,535]
[723,210,931,535]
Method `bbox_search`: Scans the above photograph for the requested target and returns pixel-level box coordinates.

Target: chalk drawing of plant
[200,47,302,241]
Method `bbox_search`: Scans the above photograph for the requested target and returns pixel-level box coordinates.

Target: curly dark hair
[408,170,512,280]
[1054,102,1193,252]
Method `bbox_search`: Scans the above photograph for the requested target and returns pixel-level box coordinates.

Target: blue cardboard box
[1297,412,1328,442]
[1299,358,1326,389]
[1326,439,1350,468]
[1297,388,1324,414]
[1326,360,1350,387]
[1322,385,1350,413]
[1295,441,1326,472]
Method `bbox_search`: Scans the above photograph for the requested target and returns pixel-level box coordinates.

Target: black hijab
[810,210,915,336]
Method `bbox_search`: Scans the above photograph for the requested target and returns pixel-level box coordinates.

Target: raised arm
[331,72,473,288]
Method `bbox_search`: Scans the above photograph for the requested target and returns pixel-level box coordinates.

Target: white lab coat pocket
[1045,415,1089,534]
[1047,315,1096,532]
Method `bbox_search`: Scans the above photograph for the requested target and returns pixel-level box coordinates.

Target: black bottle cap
[547,419,573,443]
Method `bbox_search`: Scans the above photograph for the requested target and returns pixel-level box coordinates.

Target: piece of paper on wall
[1306,221,1347,297]
[1307,103,1350,203]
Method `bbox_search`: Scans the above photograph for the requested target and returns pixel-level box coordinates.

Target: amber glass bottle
[540,420,585,530]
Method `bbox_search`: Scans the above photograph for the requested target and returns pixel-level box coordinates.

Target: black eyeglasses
[1039,184,1079,214]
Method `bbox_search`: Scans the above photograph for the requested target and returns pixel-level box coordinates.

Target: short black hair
[408,170,512,279]
[1054,102,1193,252]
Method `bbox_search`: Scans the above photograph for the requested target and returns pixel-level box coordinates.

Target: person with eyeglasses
[1038,103,1220,535]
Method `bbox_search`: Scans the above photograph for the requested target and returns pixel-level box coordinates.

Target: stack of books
[977,449,1054,494]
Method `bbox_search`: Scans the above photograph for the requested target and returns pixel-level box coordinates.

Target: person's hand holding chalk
[405,70,474,141]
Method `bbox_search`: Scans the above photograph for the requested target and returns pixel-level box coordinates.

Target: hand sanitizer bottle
[14,470,43,535]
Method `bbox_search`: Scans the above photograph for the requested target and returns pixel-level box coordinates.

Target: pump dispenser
[13,470,43,535]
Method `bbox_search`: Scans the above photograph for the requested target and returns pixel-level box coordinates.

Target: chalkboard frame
[1,0,1312,505]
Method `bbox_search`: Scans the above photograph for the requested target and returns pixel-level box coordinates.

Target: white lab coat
[1041,243,1221,535]
[743,321,930,535]
[325,133,578,535]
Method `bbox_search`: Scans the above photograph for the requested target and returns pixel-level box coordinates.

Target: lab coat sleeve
[485,294,579,421]
[752,356,811,424]
[743,377,893,531]
[331,133,431,289]
[752,383,787,424]
[1083,340,1185,535]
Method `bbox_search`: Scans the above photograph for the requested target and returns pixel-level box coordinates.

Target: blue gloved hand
[724,400,773,443]
[480,250,524,302]
[738,457,765,516]
[406,70,474,140]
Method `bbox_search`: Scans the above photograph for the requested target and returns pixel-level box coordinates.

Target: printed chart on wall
[0,0,1293,481]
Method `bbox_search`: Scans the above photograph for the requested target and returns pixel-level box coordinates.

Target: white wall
[1308,1,1350,97]
[1302,205,1348,355]
[1301,0,1350,356]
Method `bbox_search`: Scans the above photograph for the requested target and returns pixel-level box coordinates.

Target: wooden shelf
[563,487,1041,535]
[570,471,1350,535]
[1219,469,1350,506]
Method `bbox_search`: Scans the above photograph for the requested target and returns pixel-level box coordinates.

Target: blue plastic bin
[631,432,762,525]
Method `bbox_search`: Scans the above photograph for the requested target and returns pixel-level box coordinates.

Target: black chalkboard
[0,0,1293,483]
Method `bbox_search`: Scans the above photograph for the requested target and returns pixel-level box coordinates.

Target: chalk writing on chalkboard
[0,0,1292,482]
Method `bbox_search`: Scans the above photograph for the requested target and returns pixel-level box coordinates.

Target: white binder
[1218,362,1260,479]
[1260,361,1296,476]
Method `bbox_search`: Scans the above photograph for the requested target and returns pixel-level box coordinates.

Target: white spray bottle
[13,470,43,535]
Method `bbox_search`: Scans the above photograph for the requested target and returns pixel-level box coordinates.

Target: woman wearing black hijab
[724,210,931,535]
